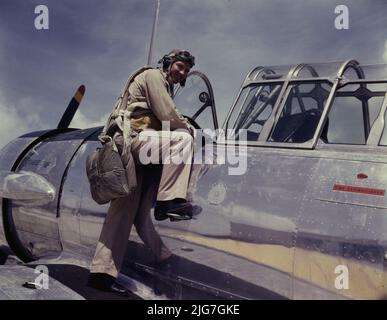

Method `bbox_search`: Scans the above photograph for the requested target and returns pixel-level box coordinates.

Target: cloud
[70,110,108,129]
[1,0,386,137]
[0,94,32,149]
[0,88,105,151]
[384,40,387,63]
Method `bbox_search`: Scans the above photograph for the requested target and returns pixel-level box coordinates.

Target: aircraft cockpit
[224,60,387,149]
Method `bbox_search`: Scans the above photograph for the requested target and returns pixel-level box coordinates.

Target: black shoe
[167,212,192,221]
[154,200,193,221]
[87,273,129,297]
[154,208,169,221]
[167,203,203,221]
[191,204,202,217]
[108,282,129,296]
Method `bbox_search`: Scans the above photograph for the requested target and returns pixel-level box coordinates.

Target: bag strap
[99,75,132,138]
[99,66,153,146]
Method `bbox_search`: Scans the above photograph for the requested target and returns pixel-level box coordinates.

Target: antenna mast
[147,0,160,66]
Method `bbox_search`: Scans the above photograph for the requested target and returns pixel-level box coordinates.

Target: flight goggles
[174,50,195,67]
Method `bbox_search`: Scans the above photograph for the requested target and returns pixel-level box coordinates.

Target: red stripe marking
[78,85,85,95]
[333,184,385,196]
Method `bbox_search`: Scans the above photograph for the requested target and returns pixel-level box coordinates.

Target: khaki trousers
[134,130,193,201]
[89,130,194,278]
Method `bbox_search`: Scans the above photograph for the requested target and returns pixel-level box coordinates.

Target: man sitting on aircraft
[88,49,197,296]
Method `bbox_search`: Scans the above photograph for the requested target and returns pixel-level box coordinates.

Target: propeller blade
[57,85,85,129]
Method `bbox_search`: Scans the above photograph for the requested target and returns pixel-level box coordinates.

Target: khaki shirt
[126,68,191,133]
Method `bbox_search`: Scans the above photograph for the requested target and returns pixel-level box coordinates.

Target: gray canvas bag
[86,66,152,204]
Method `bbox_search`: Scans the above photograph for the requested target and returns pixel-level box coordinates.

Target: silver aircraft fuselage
[1,61,387,299]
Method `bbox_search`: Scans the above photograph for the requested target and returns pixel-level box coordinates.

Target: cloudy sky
[0,0,386,148]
